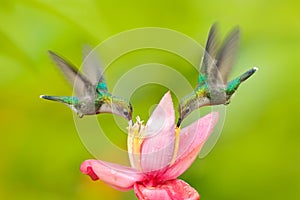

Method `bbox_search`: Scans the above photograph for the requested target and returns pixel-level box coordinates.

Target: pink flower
[80,91,219,200]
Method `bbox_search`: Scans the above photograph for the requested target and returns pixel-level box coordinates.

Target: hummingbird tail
[240,67,258,82]
[226,67,258,96]
[40,95,59,101]
[40,95,76,105]
[40,95,66,103]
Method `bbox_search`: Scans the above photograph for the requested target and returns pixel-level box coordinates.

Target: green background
[1,0,299,199]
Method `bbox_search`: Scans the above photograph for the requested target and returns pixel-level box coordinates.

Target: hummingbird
[177,24,258,127]
[40,47,133,120]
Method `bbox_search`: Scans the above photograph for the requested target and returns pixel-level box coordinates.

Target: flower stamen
[170,127,181,165]
[128,116,146,171]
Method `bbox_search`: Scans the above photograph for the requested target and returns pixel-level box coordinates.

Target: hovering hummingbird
[177,24,258,127]
[40,47,133,120]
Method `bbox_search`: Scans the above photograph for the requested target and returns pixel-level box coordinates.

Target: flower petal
[141,91,176,172]
[80,159,144,191]
[134,179,200,200]
[162,112,219,180]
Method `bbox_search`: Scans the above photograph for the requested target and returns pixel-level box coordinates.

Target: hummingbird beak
[127,113,133,123]
[176,117,182,128]
[127,111,133,125]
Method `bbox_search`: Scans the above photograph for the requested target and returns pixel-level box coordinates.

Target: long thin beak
[176,117,182,128]
[128,115,134,125]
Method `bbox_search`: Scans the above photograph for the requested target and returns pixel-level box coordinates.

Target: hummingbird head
[111,97,133,121]
[177,92,210,127]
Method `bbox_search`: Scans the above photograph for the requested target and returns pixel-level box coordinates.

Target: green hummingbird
[40,47,133,120]
[177,24,258,127]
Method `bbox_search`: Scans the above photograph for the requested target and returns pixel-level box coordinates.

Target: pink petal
[134,179,200,200]
[141,91,176,173]
[162,112,219,180]
[80,159,144,191]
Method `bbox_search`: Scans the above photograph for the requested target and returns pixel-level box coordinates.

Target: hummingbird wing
[82,45,108,93]
[198,24,218,86]
[216,27,240,83]
[199,24,226,103]
[48,51,93,99]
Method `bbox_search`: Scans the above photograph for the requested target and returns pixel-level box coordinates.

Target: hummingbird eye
[123,109,129,116]
[184,107,190,115]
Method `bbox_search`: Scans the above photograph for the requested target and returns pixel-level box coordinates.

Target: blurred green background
[1,0,300,199]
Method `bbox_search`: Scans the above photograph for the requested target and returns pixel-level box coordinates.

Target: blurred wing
[48,51,92,98]
[216,27,240,83]
[82,45,108,93]
[199,23,219,86]
[199,24,225,102]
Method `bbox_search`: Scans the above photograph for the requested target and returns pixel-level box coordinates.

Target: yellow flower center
[127,116,146,171]
[127,116,181,171]
[170,126,181,165]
